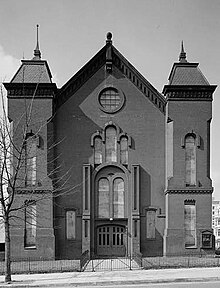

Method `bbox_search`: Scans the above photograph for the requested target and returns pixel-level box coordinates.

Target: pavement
[1,267,220,287]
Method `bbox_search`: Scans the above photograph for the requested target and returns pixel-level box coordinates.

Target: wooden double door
[96,225,126,256]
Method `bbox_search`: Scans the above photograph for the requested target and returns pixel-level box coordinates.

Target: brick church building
[4,32,216,259]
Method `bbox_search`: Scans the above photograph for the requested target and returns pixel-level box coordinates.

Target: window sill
[24,246,37,250]
[185,246,197,249]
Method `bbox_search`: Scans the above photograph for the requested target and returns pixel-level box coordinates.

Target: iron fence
[0,258,80,275]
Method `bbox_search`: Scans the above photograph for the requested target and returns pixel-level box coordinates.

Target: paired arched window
[25,134,37,186]
[92,123,130,165]
[98,177,125,219]
[185,134,196,186]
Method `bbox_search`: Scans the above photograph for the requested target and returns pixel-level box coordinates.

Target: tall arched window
[98,178,110,218]
[105,126,117,162]
[120,136,128,165]
[113,178,124,218]
[185,134,196,186]
[25,135,37,186]
[94,137,102,165]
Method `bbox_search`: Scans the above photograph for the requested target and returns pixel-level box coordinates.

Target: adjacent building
[4,32,216,259]
[212,198,220,248]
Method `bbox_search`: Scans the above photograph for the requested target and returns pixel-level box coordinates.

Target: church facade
[4,33,216,260]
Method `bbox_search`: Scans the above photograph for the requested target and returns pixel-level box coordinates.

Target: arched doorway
[94,166,128,257]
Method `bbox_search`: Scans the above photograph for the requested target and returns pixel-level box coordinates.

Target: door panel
[97,225,126,256]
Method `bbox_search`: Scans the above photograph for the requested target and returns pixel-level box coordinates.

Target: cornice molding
[165,189,213,194]
[166,90,213,101]
[16,189,52,194]
[4,83,57,99]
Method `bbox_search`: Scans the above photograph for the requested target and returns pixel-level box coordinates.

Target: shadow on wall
[141,230,163,257]
[140,166,151,208]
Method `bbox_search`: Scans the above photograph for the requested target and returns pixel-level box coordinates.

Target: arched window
[120,136,128,165]
[98,178,110,218]
[185,134,196,186]
[105,126,117,162]
[94,137,102,165]
[25,135,37,186]
[113,178,124,218]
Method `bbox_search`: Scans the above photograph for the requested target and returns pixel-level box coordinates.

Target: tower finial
[179,41,187,63]
[33,24,41,60]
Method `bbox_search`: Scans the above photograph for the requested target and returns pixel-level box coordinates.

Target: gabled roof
[56,33,166,114]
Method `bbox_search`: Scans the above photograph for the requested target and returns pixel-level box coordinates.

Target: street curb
[2,277,220,287]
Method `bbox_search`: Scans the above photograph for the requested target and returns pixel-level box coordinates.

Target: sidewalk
[1,267,220,287]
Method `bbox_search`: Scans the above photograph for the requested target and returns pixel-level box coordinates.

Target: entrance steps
[84,257,141,272]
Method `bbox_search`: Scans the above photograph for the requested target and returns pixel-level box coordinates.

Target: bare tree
[0,83,78,282]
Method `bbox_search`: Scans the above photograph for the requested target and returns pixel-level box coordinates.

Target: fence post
[188,257,190,268]
[28,257,31,273]
[92,259,95,272]
[130,254,132,270]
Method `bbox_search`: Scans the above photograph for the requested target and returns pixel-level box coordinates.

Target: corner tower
[163,43,216,256]
[4,26,57,260]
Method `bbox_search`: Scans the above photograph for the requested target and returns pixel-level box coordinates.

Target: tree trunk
[4,217,11,283]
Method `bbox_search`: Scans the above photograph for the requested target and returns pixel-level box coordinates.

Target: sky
[0,0,220,199]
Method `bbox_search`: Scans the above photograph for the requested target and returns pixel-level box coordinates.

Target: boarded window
[25,202,36,248]
[66,210,76,240]
[25,135,37,186]
[113,178,124,218]
[94,137,102,164]
[98,178,110,218]
[185,135,196,186]
[105,126,117,162]
[120,136,128,165]
[146,210,156,239]
[184,203,196,248]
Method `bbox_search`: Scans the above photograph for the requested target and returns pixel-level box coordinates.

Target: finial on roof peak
[33,24,41,60]
[179,41,187,63]
[106,32,112,45]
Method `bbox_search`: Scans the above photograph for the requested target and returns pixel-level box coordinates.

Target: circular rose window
[99,87,124,113]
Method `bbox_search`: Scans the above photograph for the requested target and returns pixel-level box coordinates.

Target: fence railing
[1,254,220,275]
[0,258,80,275]
[142,255,220,269]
